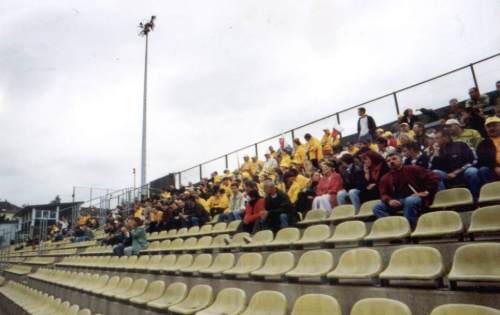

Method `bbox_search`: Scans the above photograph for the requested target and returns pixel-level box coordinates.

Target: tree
[50,195,61,205]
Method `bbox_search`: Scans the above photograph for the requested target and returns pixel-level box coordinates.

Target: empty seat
[114,278,148,301]
[158,254,178,273]
[267,227,300,248]
[380,246,444,285]
[223,253,263,276]
[165,229,178,239]
[177,227,189,237]
[479,181,500,205]
[293,224,331,247]
[430,188,473,210]
[324,221,367,245]
[242,230,274,249]
[134,255,150,271]
[211,222,228,235]
[199,253,235,275]
[467,206,500,235]
[430,304,500,315]
[186,226,200,236]
[239,290,287,315]
[350,298,412,315]
[168,284,214,314]
[163,254,193,273]
[188,236,213,251]
[285,250,334,279]
[83,274,109,293]
[364,216,411,242]
[297,209,327,225]
[251,252,295,278]
[195,288,246,315]
[225,220,242,233]
[176,237,197,252]
[226,232,251,249]
[130,280,166,305]
[168,238,185,252]
[327,248,382,281]
[197,225,213,236]
[101,277,133,298]
[326,205,356,222]
[411,211,463,239]
[208,234,231,250]
[448,243,500,288]
[180,254,213,274]
[147,282,188,310]
[90,276,120,295]
[355,200,379,219]
[146,255,163,272]
[291,294,341,315]
[142,241,160,253]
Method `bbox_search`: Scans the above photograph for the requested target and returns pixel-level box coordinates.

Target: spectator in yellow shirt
[241,155,256,175]
[284,169,310,204]
[292,138,306,167]
[207,188,229,216]
[305,133,323,169]
[321,129,334,156]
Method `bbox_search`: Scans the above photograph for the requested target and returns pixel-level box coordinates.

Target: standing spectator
[477,116,500,184]
[311,162,343,215]
[465,87,489,109]
[337,154,367,213]
[261,180,296,233]
[401,141,430,169]
[400,108,418,129]
[360,151,389,202]
[304,133,323,169]
[292,139,306,167]
[357,107,377,141]
[431,130,481,200]
[321,129,334,157]
[373,153,440,228]
[445,119,483,149]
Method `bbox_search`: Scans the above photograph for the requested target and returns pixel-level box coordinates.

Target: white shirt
[359,116,369,136]
[263,158,278,171]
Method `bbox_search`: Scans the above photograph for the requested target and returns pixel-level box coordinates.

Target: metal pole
[291,129,295,141]
[254,143,258,158]
[89,187,93,207]
[392,92,400,116]
[224,155,228,169]
[469,64,479,89]
[141,33,149,192]
[199,164,203,181]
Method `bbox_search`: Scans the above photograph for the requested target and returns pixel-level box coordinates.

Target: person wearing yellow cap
[304,133,323,169]
[477,116,500,183]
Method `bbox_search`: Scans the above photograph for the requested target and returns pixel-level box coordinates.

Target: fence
[175,52,500,187]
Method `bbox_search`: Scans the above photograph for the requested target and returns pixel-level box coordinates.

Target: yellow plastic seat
[479,181,500,205]
[297,209,327,225]
[350,298,412,315]
[129,280,166,305]
[267,227,300,248]
[146,255,163,272]
[411,211,463,239]
[210,222,228,235]
[165,229,178,239]
[83,274,109,293]
[159,239,172,251]
[101,277,133,298]
[142,241,160,253]
[168,238,185,252]
[180,254,213,274]
[364,216,411,242]
[242,230,274,249]
[186,226,200,236]
[199,253,235,275]
[285,250,334,279]
[114,278,148,301]
[327,248,382,281]
[177,237,198,252]
[209,214,220,224]
[225,220,242,233]
[122,255,139,270]
[355,200,379,219]
[188,236,213,251]
[148,232,159,240]
[111,256,129,269]
[157,230,169,240]
[177,227,189,237]
[324,220,367,245]
[147,282,188,310]
[223,253,264,276]
[208,234,231,250]
[168,284,214,314]
[430,188,473,210]
[195,288,246,315]
[197,225,213,236]
[448,243,500,287]
[326,205,356,222]
[380,246,444,284]
[430,304,500,315]
[293,224,331,247]
[134,255,150,271]
[164,254,193,273]
[226,232,251,249]
[467,206,500,235]
[291,294,341,315]
[251,252,295,278]
[239,290,287,315]
[158,254,177,272]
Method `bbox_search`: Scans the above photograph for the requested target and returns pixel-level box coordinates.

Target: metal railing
[174,52,500,186]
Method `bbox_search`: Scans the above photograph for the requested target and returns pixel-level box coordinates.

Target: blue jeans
[74,236,90,242]
[433,167,480,200]
[337,189,361,211]
[478,166,497,185]
[218,211,243,222]
[373,195,421,228]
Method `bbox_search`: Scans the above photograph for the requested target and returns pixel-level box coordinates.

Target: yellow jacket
[321,133,333,154]
[293,144,306,166]
[287,174,310,203]
[197,197,210,213]
[280,153,292,169]
[207,194,229,212]
[307,137,324,161]
[241,160,256,175]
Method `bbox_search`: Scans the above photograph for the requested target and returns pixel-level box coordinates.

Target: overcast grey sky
[1,0,499,206]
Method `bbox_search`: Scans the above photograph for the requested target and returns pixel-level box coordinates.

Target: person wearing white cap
[477,116,500,184]
[444,118,483,149]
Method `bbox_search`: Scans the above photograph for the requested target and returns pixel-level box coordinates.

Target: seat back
[232,253,263,272]
[272,227,300,244]
[258,252,295,274]
[113,277,133,295]
[199,224,213,235]
[332,221,367,239]
[182,284,214,307]
[431,188,473,208]
[207,253,235,271]
[195,236,213,249]
[148,255,163,269]
[136,255,150,268]
[169,238,184,250]
[127,278,148,296]
[469,206,500,232]
[187,226,200,235]
[181,237,198,249]
[174,254,194,269]
[210,234,231,248]
[159,239,172,249]
[449,243,500,277]
[207,288,247,314]
[479,181,500,203]
[229,232,251,247]
[303,209,327,221]
[212,222,228,233]
[383,246,443,277]
[333,248,382,276]
[160,254,177,268]
[189,254,213,269]
[357,200,379,217]
[141,280,166,301]
[350,298,412,315]
[329,205,355,221]
[226,220,242,232]
[162,282,188,304]
[167,229,178,238]
[248,230,274,246]
[294,250,334,274]
[299,224,331,242]
[291,294,341,315]
[430,304,500,315]
[241,290,287,315]
[368,217,411,238]
[413,211,463,235]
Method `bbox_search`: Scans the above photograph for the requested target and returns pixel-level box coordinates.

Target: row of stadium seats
[4,265,32,275]
[54,242,500,289]
[25,271,500,315]
[146,219,244,241]
[0,279,98,315]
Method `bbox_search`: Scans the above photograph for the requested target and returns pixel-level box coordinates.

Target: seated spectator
[401,141,430,168]
[397,122,415,144]
[284,169,309,208]
[373,153,440,228]
[375,128,385,139]
[337,154,366,212]
[311,162,343,215]
[182,196,209,227]
[382,131,398,147]
[73,224,94,242]
[219,183,246,222]
[279,148,293,169]
[375,137,397,158]
[261,180,297,233]
[241,155,256,175]
[465,87,489,109]
[462,106,487,138]
[431,130,481,200]
[207,187,229,216]
[295,171,320,215]
[477,116,500,184]
[304,133,323,169]
[113,217,147,256]
[445,118,483,149]
[360,150,389,202]
[263,152,279,173]
[242,181,265,233]
[412,122,427,149]
[252,156,264,174]
[400,108,418,129]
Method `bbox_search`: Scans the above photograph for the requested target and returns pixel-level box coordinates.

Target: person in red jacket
[311,161,343,216]
[242,181,265,233]
[373,153,440,228]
